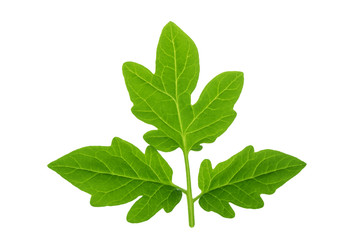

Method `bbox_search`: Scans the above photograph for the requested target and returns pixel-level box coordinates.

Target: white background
[1,0,359,239]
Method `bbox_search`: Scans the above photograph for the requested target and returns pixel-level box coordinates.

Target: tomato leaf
[49,22,306,227]
[197,146,306,218]
[48,137,182,223]
[123,22,244,152]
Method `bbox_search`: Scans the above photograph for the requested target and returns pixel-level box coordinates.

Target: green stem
[193,193,201,202]
[183,150,195,227]
[176,186,187,194]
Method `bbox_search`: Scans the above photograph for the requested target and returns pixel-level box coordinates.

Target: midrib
[170,28,187,150]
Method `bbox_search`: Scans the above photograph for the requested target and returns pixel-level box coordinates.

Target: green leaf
[197,146,306,218]
[123,22,244,152]
[143,130,179,152]
[48,137,182,223]
[49,21,306,227]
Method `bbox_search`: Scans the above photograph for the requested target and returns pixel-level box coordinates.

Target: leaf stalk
[183,149,195,228]
[193,194,201,202]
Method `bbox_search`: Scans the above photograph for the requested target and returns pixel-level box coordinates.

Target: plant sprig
[48,22,306,227]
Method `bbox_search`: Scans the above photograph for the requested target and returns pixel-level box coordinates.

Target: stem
[193,193,201,202]
[183,150,195,227]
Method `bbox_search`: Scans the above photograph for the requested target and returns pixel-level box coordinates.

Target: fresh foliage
[48,137,182,223]
[197,146,306,218]
[123,23,243,153]
[48,21,306,227]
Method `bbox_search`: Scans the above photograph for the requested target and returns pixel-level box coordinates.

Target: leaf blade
[143,130,179,152]
[48,137,182,223]
[198,146,306,217]
[186,71,244,148]
[123,22,244,153]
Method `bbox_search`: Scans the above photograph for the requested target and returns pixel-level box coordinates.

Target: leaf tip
[144,145,156,155]
[299,160,307,170]
[245,145,255,153]
[126,215,138,224]
[201,159,212,167]
[47,161,56,170]
[163,21,184,36]
[122,61,133,73]
[165,21,177,28]
[89,197,104,207]
[110,136,121,146]
[191,143,203,151]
